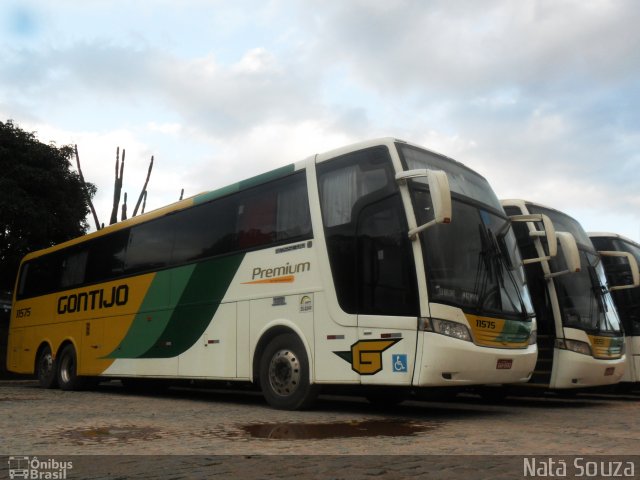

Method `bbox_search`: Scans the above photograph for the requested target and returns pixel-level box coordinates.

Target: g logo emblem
[334,339,400,375]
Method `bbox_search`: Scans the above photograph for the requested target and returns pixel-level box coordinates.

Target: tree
[0,120,95,291]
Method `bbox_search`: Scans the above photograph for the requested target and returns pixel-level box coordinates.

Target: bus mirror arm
[396,169,452,239]
[544,232,581,279]
[508,213,558,262]
[598,251,640,291]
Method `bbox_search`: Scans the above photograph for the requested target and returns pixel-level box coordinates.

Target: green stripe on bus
[193,164,295,205]
[139,253,245,358]
[104,265,196,359]
[495,319,531,343]
[238,164,295,190]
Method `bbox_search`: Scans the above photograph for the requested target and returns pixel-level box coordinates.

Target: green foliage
[0,120,95,291]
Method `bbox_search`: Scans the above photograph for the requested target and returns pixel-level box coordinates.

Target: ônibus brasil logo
[8,456,73,479]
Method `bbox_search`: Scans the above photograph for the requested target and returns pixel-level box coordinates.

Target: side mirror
[508,213,557,263]
[598,251,640,291]
[544,231,581,278]
[395,169,452,239]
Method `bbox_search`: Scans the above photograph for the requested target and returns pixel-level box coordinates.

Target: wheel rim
[268,349,301,397]
[59,352,74,384]
[38,352,54,382]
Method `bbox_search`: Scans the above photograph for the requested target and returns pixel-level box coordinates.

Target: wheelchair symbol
[392,354,408,373]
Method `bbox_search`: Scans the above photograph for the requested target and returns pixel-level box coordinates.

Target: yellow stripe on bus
[466,313,532,349]
[11,274,156,375]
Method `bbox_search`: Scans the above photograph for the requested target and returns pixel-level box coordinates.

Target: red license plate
[604,367,615,376]
[496,359,513,370]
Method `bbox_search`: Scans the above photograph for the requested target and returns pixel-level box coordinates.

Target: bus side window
[85,230,129,284]
[126,217,175,274]
[173,195,239,264]
[237,189,277,249]
[17,254,62,299]
[275,175,311,241]
[235,172,312,251]
[60,248,88,288]
[317,147,396,314]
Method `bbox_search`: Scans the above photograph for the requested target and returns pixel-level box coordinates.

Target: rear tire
[259,333,318,410]
[57,344,85,391]
[36,345,58,389]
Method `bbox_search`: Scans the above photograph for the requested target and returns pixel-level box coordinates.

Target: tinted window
[126,217,175,273]
[527,204,593,249]
[173,172,311,262]
[85,230,129,283]
[60,248,88,288]
[173,195,239,263]
[236,172,312,250]
[399,143,501,210]
[17,254,62,299]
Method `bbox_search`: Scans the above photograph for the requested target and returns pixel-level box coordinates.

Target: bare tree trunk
[121,192,128,221]
[109,148,125,225]
[74,145,101,230]
[132,155,154,217]
[141,191,147,214]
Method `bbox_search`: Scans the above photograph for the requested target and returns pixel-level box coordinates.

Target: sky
[1,0,639,241]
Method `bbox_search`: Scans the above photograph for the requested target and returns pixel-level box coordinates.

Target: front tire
[36,345,58,389]
[57,344,85,391]
[259,333,318,410]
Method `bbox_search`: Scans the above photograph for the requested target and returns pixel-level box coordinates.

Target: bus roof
[588,232,640,248]
[501,199,587,222]
[314,137,489,183]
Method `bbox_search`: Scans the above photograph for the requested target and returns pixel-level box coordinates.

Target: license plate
[496,359,513,370]
[604,367,615,376]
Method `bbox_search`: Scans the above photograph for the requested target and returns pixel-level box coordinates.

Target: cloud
[0,41,331,137]
[301,0,640,95]
[1,0,639,241]
[6,4,39,37]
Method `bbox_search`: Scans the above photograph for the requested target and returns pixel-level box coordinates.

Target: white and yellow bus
[8,138,539,409]
[502,200,630,389]
[588,232,640,385]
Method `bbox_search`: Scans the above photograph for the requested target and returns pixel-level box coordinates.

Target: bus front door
[355,195,419,386]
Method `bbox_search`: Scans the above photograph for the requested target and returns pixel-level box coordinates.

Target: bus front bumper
[551,349,625,389]
[415,332,537,386]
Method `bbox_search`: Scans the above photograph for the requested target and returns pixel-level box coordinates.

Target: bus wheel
[57,344,84,391]
[36,345,58,389]
[259,333,318,410]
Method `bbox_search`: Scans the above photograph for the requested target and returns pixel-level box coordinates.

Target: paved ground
[1,380,639,479]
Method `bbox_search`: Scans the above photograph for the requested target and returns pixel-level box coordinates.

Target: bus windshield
[398,144,534,320]
[591,236,640,335]
[527,205,623,334]
[551,250,622,333]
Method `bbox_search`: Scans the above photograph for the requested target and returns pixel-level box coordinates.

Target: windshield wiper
[473,221,529,318]
[587,265,608,314]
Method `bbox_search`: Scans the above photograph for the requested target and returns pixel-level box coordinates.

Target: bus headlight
[426,318,472,342]
[556,338,592,356]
